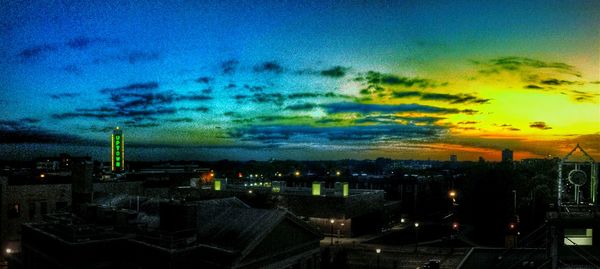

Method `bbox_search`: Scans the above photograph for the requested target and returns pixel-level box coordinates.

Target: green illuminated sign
[343,183,349,197]
[111,129,124,172]
[312,182,321,196]
[214,180,221,191]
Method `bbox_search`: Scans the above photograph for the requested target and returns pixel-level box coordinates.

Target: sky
[1,0,599,161]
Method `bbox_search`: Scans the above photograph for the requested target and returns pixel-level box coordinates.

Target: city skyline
[1,1,599,161]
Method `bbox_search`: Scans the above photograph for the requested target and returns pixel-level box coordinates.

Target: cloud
[529,121,552,130]
[166,117,194,123]
[354,115,445,124]
[322,102,475,114]
[230,123,446,143]
[458,121,477,125]
[540,79,577,86]
[0,119,87,144]
[63,64,82,75]
[50,92,81,99]
[524,84,544,89]
[392,91,490,104]
[221,59,239,75]
[180,106,209,113]
[65,36,115,50]
[253,61,284,74]
[356,71,437,88]
[176,93,213,101]
[320,66,349,78]
[420,93,489,104]
[476,56,582,77]
[285,103,318,111]
[100,82,159,94]
[17,44,57,61]
[195,76,213,84]
[392,91,422,98]
[93,51,161,65]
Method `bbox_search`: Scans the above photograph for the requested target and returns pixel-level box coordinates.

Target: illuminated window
[312,182,321,196]
[214,180,221,191]
[564,228,593,246]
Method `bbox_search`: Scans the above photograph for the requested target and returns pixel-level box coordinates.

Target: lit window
[564,228,593,246]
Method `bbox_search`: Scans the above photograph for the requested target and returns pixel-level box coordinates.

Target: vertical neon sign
[111,127,124,172]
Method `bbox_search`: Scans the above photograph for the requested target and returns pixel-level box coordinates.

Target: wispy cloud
[322,102,476,114]
[529,121,552,130]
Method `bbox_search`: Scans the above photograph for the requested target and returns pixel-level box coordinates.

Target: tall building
[450,154,458,162]
[111,127,124,172]
[502,149,513,162]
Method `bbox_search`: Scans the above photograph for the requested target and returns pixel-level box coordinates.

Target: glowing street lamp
[414,222,420,252]
[329,219,335,245]
[376,248,381,269]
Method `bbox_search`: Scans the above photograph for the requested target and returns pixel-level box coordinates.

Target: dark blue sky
[1,0,599,161]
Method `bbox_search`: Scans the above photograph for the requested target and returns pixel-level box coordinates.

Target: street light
[414,222,420,252]
[376,248,381,269]
[330,219,335,245]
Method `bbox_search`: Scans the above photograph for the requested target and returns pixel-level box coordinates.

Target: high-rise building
[450,154,458,162]
[111,127,124,172]
[502,149,513,162]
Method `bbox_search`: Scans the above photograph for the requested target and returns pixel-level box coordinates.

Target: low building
[8,197,323,269]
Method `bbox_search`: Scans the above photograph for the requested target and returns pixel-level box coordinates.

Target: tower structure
[557,144,597,207]
[111,127,124,172]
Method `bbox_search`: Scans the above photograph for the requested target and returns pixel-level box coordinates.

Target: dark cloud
[221,59,239,75]
[458,121,477,125]
[225,83,236,90]
[93,51,160,65]
[100,82,159,94]
[285,103,318,111]
[167,117,194,123]
[392,91,490,104]
[477,57,581,77]
[320,66,349,78]
[230,123,445,143]
[253,61,284,74]
[355,115,444,124]
[420,93,490,104]
[177,93,212,101]
[247,93,285,106]
[323,102,475,115]
[256,115,312,123]
[540,79,577,86]
[357,71,436,88]
[529,121,552,130]
[63,64,82,75]
[195,76,213,84]
[65,36,115,50]
[124,51,160,64]
[392,91,422,98]
[201,88,212,94]
[243,84,265,92]
[0,119,87,144]
[525,84,544,89]
[50,92,81,99]
[234,94,248,101]
[506,127,520,131]
[126,122,160,128]
[17,44,57,60]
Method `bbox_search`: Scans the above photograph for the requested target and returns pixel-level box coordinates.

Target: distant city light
[376,248,381,254]
[5,248,12,254]
[414,222,419,228]
[330,219,334,224]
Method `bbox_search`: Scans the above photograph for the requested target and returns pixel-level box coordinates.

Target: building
[502,149,513,162]
[450,155,458,162]
[111,127,124,172]
[8,197,323,269]
[175,181,386,238]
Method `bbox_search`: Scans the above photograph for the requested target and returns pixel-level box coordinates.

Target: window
[8,203,21,218]
[56,201,68,211]
[564,228,593,246]
[28,201,36,219]
[40,202,48,215]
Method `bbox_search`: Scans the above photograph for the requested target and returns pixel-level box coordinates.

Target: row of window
[7,201,68,219]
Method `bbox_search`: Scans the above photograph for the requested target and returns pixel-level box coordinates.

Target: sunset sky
[1,0,599,161]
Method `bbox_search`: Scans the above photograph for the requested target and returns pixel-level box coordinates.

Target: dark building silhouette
[9,197,323,269]
[502,149,513,162]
